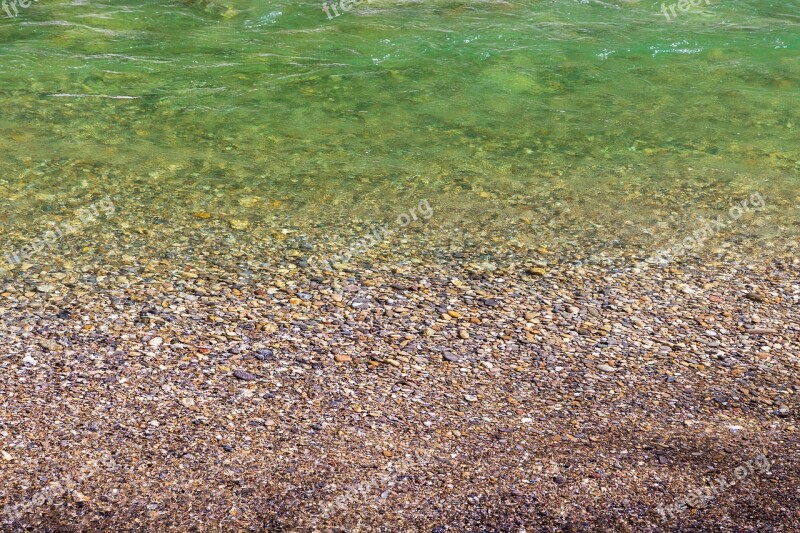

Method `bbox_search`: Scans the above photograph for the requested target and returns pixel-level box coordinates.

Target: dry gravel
[0,242,798,532]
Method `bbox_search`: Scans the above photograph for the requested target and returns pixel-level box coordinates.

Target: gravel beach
[1,226,798,531]
[2,0,798,529]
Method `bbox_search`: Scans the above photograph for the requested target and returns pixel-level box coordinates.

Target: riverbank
[0,239,797,530]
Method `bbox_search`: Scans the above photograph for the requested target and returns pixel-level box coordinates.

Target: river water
[1,0,797,276]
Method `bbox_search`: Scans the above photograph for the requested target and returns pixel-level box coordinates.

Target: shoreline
[1,245,797,530]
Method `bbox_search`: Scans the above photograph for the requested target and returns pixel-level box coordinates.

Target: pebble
[38,339,62,351]
[746,327,778,334]
[442,351,460,363]
[229,219,250,230]
[233,369,258,381]
[351,298,371,309]
[334,354,352,363]
[180,398,196,408]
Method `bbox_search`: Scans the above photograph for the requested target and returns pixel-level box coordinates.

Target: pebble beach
[1,0,799,530]
[1,204,798,530]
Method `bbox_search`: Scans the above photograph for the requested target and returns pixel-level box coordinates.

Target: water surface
[1,0,798,274]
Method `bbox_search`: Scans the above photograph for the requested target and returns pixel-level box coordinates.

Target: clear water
[1,0,798,274]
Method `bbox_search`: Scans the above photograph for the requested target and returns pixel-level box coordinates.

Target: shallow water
[1,0,798,275]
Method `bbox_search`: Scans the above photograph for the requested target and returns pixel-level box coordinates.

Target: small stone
[289,297,302,305]
[443,351,459,363]
[238,196,261,208]
[254,349,275,361]
[678,284,695,295]
[22,355,37,366]
[527,267,546,276]
[351,298,371,309]
[447,310,462,318]
[524,311,536,321]
[458,329,469,339]
[229,219,250,230]
[148,337,163,348]
[744,292,766,302]
[38,339,62,351]
[746,328,777,335]
[464,394,478,402]
[180,397,195,408]
[36,284,56,293]
[233,369,258,381]
[334,354,352,363]
[598,364,617,373]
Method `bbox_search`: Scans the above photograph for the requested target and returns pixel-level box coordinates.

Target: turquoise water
[1,0,798,272]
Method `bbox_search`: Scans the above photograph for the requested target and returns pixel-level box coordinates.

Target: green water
[1,0,798,273]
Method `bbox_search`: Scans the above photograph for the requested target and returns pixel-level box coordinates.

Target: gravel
[0,214,798,531]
